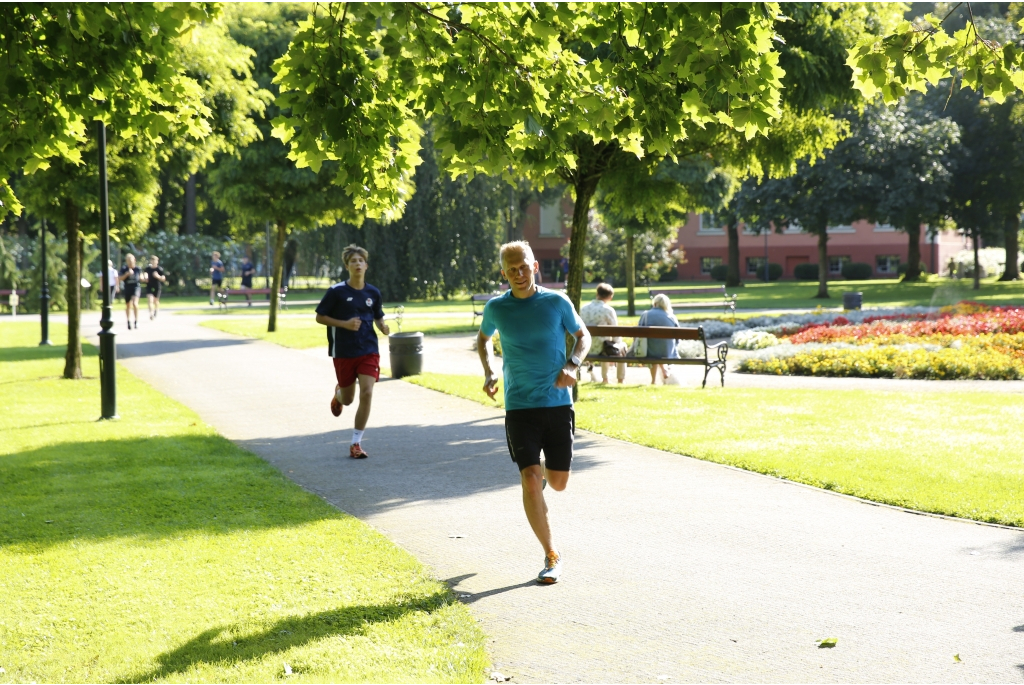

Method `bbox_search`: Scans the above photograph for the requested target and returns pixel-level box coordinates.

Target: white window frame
[697,213,726,236]
[539,200,563,237]
[873,223,896,232]
[746,256,767,276]
[784,222,803,234]
[828,255,851,275]
[876,255,900,274]
[827,224,856,234]
[700,256,723,275]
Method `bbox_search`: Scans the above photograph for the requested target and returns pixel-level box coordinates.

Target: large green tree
[274,3,790,311]
[209,3,355,333]
[0,3,218,221]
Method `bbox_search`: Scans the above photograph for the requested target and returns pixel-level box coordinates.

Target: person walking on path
[144,255,167,320]
[118,254,143,329]
[580,283,625,384]
[106,259,119,304]
[240,257,256,306]
[477,240,591,584]
[209,251,225,305]
[639,293,680,385]
[314,244,390,459]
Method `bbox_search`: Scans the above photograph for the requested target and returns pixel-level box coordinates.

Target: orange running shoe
[350,443,369,459]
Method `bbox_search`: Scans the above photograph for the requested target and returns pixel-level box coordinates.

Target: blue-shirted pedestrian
[477,240,591,584]
[314,244,390,459]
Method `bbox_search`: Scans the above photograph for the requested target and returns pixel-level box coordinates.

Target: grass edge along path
[405,372,1024,528]
[0,322,487,684]
[200,317,478,349]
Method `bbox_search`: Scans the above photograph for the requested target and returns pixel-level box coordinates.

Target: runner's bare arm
[374,317,390,335]
[555,325,591,389]
[315,314,361,331]
[477,330,499,399]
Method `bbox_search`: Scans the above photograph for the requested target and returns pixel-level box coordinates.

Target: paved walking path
[52,314,1024,681]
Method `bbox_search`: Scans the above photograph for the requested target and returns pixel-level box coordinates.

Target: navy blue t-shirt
[315,281,385,358]
[211,259,224,283]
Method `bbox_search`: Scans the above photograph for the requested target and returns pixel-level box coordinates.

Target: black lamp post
[97,121,118,419]
[39,218,51,345]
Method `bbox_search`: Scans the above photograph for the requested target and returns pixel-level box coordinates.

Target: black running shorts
[504,405,575,472]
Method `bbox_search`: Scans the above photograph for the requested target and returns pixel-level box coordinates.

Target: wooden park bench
[0,289,27,315]
[471,292,500,320]
[584,324,729,388]
[499,281,566,291]
[649,285,737,321]
[215,287,287,309]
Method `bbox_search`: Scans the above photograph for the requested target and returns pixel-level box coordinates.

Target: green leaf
[817,638,837,648]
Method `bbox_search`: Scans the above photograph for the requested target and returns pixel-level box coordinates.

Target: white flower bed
[730,330,782,350]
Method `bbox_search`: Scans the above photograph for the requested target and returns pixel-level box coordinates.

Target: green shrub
[709,264,728,281]
[756,262,783,282]
[897,261,928,276]
[793,262,819,280]
[841,262,873,280]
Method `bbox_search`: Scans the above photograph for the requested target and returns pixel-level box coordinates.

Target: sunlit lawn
[406,372,1024,528]
[0,322,487,684]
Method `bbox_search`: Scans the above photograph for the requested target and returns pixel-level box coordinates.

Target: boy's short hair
[499,240,535,268]
[596,283,614,299]
[212,251,221,258]
[342,244,369,266]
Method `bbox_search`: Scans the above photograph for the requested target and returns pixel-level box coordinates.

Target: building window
[876,255,900,274]
[827,224,855,234]
[746,256,767,276]
[828,255,851,274]
[539,200,563,237]
[700,256,723,275]
[698,213,726,235]
[784,222,803,234]
[873,223,896,232]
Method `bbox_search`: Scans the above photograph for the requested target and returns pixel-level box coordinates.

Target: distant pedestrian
[240,257,256,306]
[209,251,224,305]
[118,254,142,329]
[315,244,389,459]
[144,255,167,319]
[559,256,569,283]
[580,283,626,384]
[106,259,119,304]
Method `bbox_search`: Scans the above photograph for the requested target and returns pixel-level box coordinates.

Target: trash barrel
[389,332,424,379]
[843,291,862,311]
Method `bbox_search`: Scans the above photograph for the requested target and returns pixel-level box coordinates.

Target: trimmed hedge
[841,262,873,280]
[756,262,783,282]
[710,264,728,281]
[793,262,819,280]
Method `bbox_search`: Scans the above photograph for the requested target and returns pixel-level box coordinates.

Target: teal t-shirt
[480,287,583,410]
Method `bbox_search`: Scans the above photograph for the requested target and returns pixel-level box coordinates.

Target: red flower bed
[788,306,1024,344]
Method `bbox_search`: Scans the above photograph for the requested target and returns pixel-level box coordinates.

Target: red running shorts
[333,353,380,387]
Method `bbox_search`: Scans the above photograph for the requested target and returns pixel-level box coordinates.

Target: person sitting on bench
[638,293,680,385]
[580,283,625,384]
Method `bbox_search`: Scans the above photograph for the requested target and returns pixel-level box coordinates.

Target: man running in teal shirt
[478,240,591,584]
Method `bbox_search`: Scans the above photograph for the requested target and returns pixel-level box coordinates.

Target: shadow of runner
[119,592,453,683]
[115,337,257,359]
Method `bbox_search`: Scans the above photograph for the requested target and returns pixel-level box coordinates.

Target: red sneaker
[330,385,342,417]
[349,443,369,459]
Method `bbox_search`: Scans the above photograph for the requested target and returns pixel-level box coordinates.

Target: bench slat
[587,324,702,340]
[650,286,726,296]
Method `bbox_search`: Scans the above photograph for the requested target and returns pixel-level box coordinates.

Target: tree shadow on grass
[0,343,95,363]
[119,591,453,683]
[0,434,339,552]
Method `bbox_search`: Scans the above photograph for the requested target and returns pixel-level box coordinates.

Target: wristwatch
[569,354,581,368]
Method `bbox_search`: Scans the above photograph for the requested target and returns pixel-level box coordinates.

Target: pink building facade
[520,196,968,281]
[676,213,965,280]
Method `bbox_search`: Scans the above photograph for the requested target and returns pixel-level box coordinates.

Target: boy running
[118,254,142,329]
[477,240,591,584]
[315,244,390,458]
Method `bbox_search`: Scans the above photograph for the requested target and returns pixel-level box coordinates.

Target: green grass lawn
[200,316,478,349]
[0,322,487,684]
[405,373,1024,527]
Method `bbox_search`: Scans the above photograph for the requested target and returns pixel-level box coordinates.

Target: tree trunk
[268,219,287,333]
[814,230,830,299]
[998,214,1021,281]
[901,221,923,282]
[625,230,636,317]
[183,173,197,235]
[565,177,600,313]
[973,227,981,291]
[726,221,742,287]
[63,199,82,379]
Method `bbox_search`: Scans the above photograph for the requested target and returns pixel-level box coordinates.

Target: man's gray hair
[499,240,535,268]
